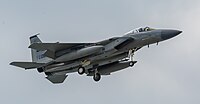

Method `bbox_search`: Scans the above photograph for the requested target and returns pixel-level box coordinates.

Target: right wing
[10,62,45,69]
[29,37,132,52]
[29,43,93,59]
[29,43,93,52]
[28,37,135,59]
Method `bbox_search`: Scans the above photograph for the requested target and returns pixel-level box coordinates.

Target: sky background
[0,0,200,104]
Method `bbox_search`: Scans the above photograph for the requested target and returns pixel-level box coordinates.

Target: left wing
[10,62,45,69]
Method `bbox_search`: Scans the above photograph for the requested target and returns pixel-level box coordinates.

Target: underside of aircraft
[10,27,182,84]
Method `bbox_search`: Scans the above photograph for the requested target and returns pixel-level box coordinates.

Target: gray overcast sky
[0,0,200,104]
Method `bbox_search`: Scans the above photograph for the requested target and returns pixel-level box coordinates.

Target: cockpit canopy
[124,27,155,35]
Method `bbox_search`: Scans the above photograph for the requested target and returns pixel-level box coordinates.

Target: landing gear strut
[128,49,137,67]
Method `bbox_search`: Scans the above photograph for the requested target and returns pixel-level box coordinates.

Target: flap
[46,75,68,84]
[29,43,92,52]
[10,62,45,69]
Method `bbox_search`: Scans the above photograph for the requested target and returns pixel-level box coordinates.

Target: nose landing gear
[129,61,137,67]
[128,49,137,67]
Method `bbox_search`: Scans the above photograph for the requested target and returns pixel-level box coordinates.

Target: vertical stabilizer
[29,34,49,63]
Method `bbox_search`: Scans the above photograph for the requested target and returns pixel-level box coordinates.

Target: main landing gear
[77,60,90,75]
[93,69,101,82]
[77,61,101,82]
[78,67,101,82]
[128,49,137,67]
[78,67,85,75]
[78,66,101,82]
[93,72,101,82]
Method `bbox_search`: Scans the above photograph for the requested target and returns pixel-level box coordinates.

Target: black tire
[129,61,134,67]
[45,72,52,76]
[93,73,101,82]
[37,67,44,73]
[129,61,137,67]
[78,67,85,75]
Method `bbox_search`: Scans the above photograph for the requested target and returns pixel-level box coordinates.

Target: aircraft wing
[29,43,93,52]
[29,37,128,52]
[10,62,45,69]
[29,37,134,59]
[29,43,94,59]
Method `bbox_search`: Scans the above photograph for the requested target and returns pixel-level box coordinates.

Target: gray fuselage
[46,29,181,75]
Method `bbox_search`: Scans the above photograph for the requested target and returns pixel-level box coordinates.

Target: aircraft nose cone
[161,30,182,40]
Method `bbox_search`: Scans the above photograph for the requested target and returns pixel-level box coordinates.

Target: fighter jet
[10,27,182,84]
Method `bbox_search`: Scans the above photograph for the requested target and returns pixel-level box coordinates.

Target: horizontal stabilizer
[10,62,45,69]
[46,75,68,84]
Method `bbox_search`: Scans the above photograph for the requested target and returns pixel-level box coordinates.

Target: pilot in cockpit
[138,27,152,32]
[124,27,154,35]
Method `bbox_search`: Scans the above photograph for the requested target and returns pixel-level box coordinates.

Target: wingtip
[29,33,40,39]
[9,62,14,65]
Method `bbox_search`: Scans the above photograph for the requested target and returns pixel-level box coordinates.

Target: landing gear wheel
[45,72,52,76]
[78,67,85,75]
[129,61,137,67]
[37,67,44,73]
[93,73,101,82]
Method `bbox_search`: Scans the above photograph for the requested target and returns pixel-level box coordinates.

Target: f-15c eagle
[10,27,182,84]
